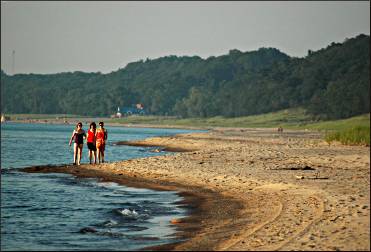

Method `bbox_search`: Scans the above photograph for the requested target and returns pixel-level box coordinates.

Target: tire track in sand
[218,190,325,251]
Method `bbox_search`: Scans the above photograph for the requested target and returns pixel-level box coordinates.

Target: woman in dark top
[69,122,86,165]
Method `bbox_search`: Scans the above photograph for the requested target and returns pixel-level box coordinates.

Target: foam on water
[119,209,139,216]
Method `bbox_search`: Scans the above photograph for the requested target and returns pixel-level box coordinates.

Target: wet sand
[22,127,370,251]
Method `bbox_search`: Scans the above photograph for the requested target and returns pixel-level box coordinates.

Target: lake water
[1,122,201,251]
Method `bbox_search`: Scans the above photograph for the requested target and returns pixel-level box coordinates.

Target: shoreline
[20,127,370,250]
[2,119,209,131]
[21,163,244,251]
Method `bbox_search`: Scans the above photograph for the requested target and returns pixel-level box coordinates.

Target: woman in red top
[86,122,97,164]
[96,121,108,164]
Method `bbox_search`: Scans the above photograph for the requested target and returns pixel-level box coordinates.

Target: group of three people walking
[69,121,108,165]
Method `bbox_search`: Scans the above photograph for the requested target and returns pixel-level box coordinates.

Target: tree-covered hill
[1,34,369,119]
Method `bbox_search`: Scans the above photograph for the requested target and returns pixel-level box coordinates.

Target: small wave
[99,231,126,238]
[28,206,62,212]
[108,202,137,208]
[96,182,120,188]
[95,219,119,228]
[103,219,118,227]
[2,205,31,209]
[129,235,160,241]
[112,190,129,195]
[101,193,124,198]
[0,168,26,175]
[79,228,127,238]
[125,225,148,232]
[119,208,139,217]
[79,227,98,234]
[113,208,151,221]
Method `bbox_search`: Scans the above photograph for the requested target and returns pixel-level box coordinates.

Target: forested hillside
[1,34,369,119]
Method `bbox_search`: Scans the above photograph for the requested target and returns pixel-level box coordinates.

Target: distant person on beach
[69,122,86,165]
[96,121,108,163]
[86,122,97,164]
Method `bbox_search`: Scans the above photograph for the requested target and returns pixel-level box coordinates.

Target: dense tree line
[1,34,369,119]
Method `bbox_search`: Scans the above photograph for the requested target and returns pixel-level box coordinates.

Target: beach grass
[110,109,370,145]
[110,108,313,128]
[292,114,370,131]
[296,114,370,146]
[324,126,370,146]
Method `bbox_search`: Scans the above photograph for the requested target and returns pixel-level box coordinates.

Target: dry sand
[22,127,370,251]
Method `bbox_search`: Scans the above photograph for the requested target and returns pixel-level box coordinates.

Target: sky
[1,1,370,75]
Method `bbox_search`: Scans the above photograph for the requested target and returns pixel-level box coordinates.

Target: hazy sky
[1,1,370,74]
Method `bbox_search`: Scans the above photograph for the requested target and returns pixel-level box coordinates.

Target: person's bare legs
[77,144,83,165]
[88,150,92,164]
[93,150,97,164]
[101,149,105,163]
[97,148,101,164]
[73,143,78,165]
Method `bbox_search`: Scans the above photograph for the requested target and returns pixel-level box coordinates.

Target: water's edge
[20,162,243,251]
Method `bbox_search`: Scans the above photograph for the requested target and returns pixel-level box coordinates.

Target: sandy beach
[22,127,370,251]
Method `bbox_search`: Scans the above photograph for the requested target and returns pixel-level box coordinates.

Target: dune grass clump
[325,126,370,146]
